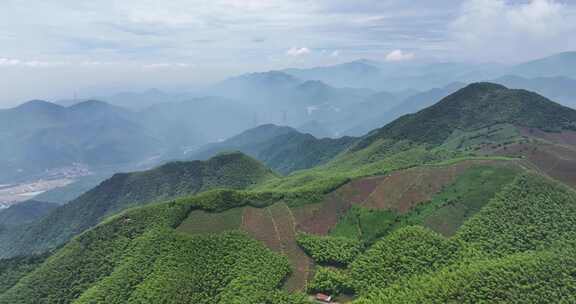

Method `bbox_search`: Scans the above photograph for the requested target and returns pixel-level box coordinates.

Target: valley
[0,178,72,208]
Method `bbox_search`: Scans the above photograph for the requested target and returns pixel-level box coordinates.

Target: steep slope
[358,82,576,147]
[344,82,466,136]
[352,174,576,303]
[189,124,356,174]
[0,200,58,227]
[0,152,276,258]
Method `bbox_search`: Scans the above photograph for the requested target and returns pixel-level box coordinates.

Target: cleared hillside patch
[493,141,576,188]
[241,203,312,292]
[176,208,244,235]
[360,160,495,213]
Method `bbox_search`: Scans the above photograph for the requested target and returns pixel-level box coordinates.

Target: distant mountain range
[278,52,576,91]
[0,96,258,183]
[5,51,576,191]
[5,82,576,303]
[0,100,161,183]
[491,75,576,108]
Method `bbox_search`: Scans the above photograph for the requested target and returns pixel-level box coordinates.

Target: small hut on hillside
[315,293,333,303]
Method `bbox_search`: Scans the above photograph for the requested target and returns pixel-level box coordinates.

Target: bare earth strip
[268,202,312,292]
[361,160,504,213]
[295,159,509,236]
[296,177,384,235]
[242,203,312,292]
[241,206,282,252]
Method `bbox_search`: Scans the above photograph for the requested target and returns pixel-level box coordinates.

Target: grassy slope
[329,164,520,244]
[0,152,276,258]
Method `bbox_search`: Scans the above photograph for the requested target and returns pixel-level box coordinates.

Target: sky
[0,0,575,106]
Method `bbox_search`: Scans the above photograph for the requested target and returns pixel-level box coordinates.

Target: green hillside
[0,152,276,258]
[0,184,307,304]
[351,174,576,303]
[3,83,576,303]
[0,201,58,228]
[190,124,356,175]
[358,82,576,146]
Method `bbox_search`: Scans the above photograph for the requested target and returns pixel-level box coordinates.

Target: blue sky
[0,0,575,105]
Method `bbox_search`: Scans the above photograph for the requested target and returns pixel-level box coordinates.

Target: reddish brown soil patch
[346,176,387,203]
[360,160,496,213]
[295,177,385,235]
[242,203,312,292]
[520,128,576,147]
[295,160,504,235]
[268,203,312,292]
[493,142,576,188]
[242,206,282,252]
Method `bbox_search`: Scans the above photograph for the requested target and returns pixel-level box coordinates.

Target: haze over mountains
[3,79,576,303]
[3,0,576,301]
[1,51,575,208]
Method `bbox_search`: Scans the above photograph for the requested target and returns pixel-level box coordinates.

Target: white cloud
[331,50,340,57]
[0,58,194,70]
[385,49,415,62]
[451,0,576,61]
[141,63,195,70]
[0,58,67,68]
[286,47,311,57]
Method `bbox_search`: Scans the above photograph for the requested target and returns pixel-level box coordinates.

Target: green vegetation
[328,164,519,249]
[191,124,356,175]
[455,173,576,256]
[296,233,362,266]
[0,200,58,227]
[308,267,353,296]
[5,84,576,303]
[0,152,276,258]
[349,226,463,295]
[355,82,576,148]
[441,123,524,151]
[74,230,291,304]
[0,184,300,303]
[0,253,50,294]
[330,206,397,242]
[403,165,519,236]
[356,247,576,304]
[177,208,244,235]
[350,173,576,303]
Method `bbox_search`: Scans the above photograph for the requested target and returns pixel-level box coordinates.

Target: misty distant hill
[491,75,576,109]
[188,124,355,174]
[344,82,467,136]
[0,100,162,183]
